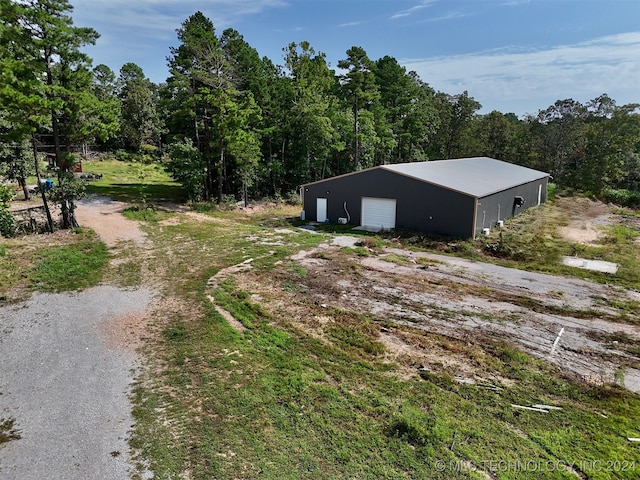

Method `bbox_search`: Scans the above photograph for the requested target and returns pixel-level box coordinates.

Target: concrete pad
[352,225,383,233]
[562,256,618,274]
[331,235,360,247]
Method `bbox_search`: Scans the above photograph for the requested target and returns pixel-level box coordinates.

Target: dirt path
[75,196,147,247]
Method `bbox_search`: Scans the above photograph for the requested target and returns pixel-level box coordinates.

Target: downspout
[471,197,478,239]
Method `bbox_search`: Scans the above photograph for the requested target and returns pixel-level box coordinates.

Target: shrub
[283,190,301,205]
[601,188,640,208]
[0,185,16,237]
[0,184,15,204]
[0,207,16,238]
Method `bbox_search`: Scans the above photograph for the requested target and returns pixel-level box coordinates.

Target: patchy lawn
[123,197,640,480]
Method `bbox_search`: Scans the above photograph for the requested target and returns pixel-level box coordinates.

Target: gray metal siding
[303,169,476,238]
[475,178,549,235]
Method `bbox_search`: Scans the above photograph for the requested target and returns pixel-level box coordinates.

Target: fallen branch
[511,404,549,413]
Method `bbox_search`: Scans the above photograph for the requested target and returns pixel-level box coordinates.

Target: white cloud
[501,0,531,6]
[390,0,437,20]
[69,0,289,75]
[339,21,362,28]
[401,32,640,116]
[71,0,287,35]
[418,10,471,23]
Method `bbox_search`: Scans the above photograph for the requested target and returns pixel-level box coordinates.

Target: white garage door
[361,197,396,229]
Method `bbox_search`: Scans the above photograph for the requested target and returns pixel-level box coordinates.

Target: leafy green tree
[166,12,223,199]
[373,57,439,163]
[1,0,100,229]
[220,28,270,107]
[90,64,120,150]
[53,58,119,158]
[166,12,264,203]
[167,138,204,200]
[228,121,262,207]
[0,111,34,200]
[48,170,85,228]
[118,63,161,152]
[534,98,587,182]
[205,87,262,203]
[580,96,640,193]
[253,58,293,196]
[432,90,481,159]
[0,182,16,237]
[468,110,518,160]
[405,75,440,161]
[285,42,343,182]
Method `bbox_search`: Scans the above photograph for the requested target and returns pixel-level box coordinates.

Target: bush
[0,207,16,238]
[0,185,16,237]
[123,204,159,222]
[283,190,301,205]
[0,184,15,204]
[601,188,640,208]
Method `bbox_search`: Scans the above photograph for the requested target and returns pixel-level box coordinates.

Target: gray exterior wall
[474,177,549,235]
[303,169,477,238]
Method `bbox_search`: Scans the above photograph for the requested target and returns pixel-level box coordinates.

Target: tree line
[1,1,639,229]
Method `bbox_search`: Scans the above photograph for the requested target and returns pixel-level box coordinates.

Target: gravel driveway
[0,285,153,480]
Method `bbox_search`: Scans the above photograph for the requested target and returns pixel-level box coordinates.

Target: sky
[69,0,640,118]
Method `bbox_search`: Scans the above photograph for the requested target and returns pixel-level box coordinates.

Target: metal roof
[381,157,549,198]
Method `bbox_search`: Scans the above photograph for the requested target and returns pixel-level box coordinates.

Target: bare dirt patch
[556,197,616,245]
[227,232,640,392]
[99,310,153,355]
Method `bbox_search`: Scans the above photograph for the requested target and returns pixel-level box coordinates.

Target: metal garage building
[301,157,550,238]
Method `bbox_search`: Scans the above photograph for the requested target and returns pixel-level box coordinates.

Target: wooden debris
[511,404,549,413]
[532,404,563,410]
[628,437,640,442]
[550,327,565,356]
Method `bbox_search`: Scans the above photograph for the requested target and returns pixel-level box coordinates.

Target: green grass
[377,196,639,291]
[122,204,166,222]
[81,159,185,203]
[469,200,640,291]
[0,230,109,302]
[124,201,640,480]
[132,276,640,479]
[5,182,639,479]
[0,418,21,445]
[30,231,108,292]
[110,259,143,287]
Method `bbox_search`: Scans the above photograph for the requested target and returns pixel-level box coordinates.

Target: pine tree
[1,0,101,229]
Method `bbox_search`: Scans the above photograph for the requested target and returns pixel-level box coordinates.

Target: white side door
[317,198,327,222]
